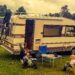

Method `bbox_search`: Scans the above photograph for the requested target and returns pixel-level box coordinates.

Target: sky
[0,0,75,14]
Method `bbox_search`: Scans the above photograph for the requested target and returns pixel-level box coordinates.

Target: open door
[25,19,35,49]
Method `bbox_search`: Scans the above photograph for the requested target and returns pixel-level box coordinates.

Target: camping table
[41,54,62,67]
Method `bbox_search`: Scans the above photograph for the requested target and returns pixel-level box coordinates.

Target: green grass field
[0,47,74,75]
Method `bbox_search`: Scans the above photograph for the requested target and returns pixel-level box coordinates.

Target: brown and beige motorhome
[1,15,75,54]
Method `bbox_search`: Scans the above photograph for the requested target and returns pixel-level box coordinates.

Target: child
[63,61,72,71]
[22,51,37,69]
[63,55,75,71]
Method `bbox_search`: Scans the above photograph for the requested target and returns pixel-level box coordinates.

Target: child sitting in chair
[63,55,75,71]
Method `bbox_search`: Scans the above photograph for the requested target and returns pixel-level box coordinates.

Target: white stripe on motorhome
[0,45,13,54]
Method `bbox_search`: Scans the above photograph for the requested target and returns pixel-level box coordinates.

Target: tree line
[0,5,26,16]
[48,5,75,20]
[0,5,75,20]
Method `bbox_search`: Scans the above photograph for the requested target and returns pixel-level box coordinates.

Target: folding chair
[38,45,48,64]
[39,45,47,54]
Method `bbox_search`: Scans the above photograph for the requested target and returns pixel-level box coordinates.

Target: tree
[0,5,8,16]
[16,6,26,15]
[3,9,12,24]
[60,5,72,19]
[54,13,60,17]
[49,13,60,17]
[72,13,75,20]
[49,13,55,17]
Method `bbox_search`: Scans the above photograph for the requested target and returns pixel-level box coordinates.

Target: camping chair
[36,45,48,58]
[39,45,47,54]
[37,45,48,64]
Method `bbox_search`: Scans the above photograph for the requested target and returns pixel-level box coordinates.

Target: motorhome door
[25,19,35,49]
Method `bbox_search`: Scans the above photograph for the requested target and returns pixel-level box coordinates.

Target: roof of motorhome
[10,15,75,26]
[10,15,25,24]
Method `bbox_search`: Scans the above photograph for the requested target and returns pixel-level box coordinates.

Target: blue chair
[38,45,48,64]
[36,46,47,58]
[39,45,47,54]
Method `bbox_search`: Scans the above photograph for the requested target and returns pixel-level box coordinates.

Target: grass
[0,47,74,75]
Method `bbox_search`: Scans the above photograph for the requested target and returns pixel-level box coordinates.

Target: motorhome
[1,15,75,54]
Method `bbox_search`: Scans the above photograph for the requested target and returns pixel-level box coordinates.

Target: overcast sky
[0,0,75,14]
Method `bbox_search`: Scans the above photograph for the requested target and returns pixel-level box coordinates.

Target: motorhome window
[65,26,75,37]
[43,25,62,37]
